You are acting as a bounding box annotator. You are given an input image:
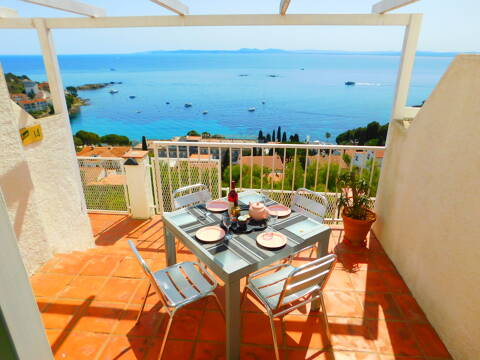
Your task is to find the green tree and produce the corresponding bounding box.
[277,126,282,142]
[187,130,200,136]
[75,130,100,145]
[258,130,264,142]
[101,134,130,146]
[73,136,83,146]
[282,131,287,143]
[66,86,78,96]
[27,90,35,99]
[325,132,331,139]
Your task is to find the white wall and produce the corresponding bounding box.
[0,64,93,274]
[0,190,53,360]
[374,55,480,360]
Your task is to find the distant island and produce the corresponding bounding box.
[138,48,467,57]
[75,81,122,90]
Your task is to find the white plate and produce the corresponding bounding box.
[196,226,225,243]
[206,200,229,212]
[256,232,287,249]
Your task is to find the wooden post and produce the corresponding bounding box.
[386,13,422,145]
[33,18,68,115]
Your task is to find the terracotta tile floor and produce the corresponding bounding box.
[30,213,452,360]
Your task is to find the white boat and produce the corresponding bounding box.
[109,89,119,94]
[248,107,256,112]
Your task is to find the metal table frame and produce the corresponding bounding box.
[162,194,331,360]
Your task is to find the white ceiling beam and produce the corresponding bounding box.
[372,0,420,14]
[279,0,291,15]
[0,14,413,29]
[149,0,189,16]
[19,0,106,17]
[0,7,18,17]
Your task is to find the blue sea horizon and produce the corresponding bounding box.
[0,50,453,142]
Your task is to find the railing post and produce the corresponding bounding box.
[122,150,154,219]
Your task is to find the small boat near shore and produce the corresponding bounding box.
[202,111,208,115]
[129,95,136,99]
[248,107,256,112]
[184,103,192,108]
[109,89,119,94]
[345,81,356,86]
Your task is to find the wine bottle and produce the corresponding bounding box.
[227,181,238,221]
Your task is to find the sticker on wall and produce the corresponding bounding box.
[20,124,43,146]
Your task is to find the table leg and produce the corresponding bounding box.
[311,239,326,311]
[164,226,176,266]
[225,279,241,360]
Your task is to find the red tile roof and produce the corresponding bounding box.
[240,155,284,171]
[76,146,131,158]
[19,99,47,104]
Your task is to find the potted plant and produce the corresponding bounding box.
[337,170,376,247]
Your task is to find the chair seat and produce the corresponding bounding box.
[154,261,216,307]
[248,265,320,309]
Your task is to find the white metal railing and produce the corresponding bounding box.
[77,156,130,213]
[152,141,385,222]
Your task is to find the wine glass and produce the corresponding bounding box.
[267,213,278,230]
[222,213,232,240]
[265,214,278,240]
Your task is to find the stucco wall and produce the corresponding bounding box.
[0,64,93,274]
[374,55,480,360]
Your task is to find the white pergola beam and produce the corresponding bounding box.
[149,0,189,16]
[372,0,420,14]
[280,0,291,15]
[0,14,413,29]
[0,7,18,17]
[19,0,106,17]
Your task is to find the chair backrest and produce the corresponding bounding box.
[172,183,212,209]
[277,254,337,309]
[128,240,170,308]
[291,188,329,223]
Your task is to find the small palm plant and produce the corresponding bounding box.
[337,170,373,220]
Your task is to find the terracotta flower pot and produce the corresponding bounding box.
[342,209,376,247]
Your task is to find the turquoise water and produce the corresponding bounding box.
[0,52,453,142]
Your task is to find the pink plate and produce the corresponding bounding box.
[206,200,229,212]
[196,226,225,243]
[256,232,287,249]
[267,204,292,217]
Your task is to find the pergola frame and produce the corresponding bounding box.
[0,9,422,360]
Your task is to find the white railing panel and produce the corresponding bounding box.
[151,141,385,221]
[77,156,129,213]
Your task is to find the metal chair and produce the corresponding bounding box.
[128,240,224,359]
[241,254,337,360]
[291,188,329,222]
[172,183,212,210]
[289,188,329,260]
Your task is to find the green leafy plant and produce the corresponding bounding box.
[337,169,373,220]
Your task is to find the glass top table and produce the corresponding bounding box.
[162,190,331,360]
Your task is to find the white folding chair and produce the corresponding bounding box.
[128,240,224,359]
[172,183,211,210]
[289,188,329,260]
[241,254,337,360]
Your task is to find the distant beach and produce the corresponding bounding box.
[0,50,454,141]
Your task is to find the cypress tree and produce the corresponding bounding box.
[282,131,287,143]
[258,130,263,142]
[272,130,276,142]
[266,134,272,142]
[277,126,281,142]
[141,136,148,151]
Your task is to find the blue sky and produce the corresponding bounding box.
[0,0,479,54]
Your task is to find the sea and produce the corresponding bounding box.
[0,51,454,142]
